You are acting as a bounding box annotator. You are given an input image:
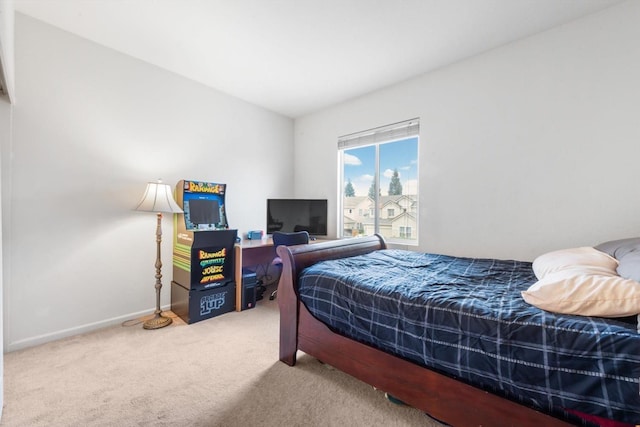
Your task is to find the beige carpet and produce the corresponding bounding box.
[2,295,443,426]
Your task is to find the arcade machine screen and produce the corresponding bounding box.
[182,187,227,231]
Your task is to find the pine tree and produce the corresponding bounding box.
[344,179,355,197]
[368,180,376,199]
[388,169,403,195]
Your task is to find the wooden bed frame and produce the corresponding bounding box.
[276,234,577,427]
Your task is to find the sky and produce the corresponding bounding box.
[343,137,418,197]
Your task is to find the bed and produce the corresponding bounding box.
[276,234,640,427]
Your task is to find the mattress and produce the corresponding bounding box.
[297,249,640,424]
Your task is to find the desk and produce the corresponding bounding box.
[233,237,332,311]
[234,238,275,311]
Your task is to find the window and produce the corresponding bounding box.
[339,119,419,244]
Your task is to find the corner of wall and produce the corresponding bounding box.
[0,0,15,104]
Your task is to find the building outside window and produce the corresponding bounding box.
[339,119,419,245]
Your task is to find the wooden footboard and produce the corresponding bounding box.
[276,235,574,427]
[276,234,386,365]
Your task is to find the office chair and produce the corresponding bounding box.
[269,230,310,300]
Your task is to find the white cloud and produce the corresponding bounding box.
[343,153,362,166]
[383,168,398,179]
[349,174,374,197]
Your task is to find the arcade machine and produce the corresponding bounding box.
[171,180,238,324]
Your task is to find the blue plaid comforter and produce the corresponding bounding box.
[297,249,640,424]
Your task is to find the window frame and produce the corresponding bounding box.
[338,119,419,245]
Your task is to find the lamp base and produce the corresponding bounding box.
[143,313,173,330]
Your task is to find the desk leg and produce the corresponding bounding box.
[234,244,242,312]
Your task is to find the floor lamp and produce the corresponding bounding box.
[135,180,183,330]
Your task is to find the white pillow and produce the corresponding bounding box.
[523,247,640,318]
[532,246,618,279]
[522,267,640,317]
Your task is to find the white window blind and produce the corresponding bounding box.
[338,118,419,150]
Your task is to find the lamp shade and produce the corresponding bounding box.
[135,180,183,214]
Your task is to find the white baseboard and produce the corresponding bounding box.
[5,305,170,352]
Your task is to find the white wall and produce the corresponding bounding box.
[0,86,9,421]
[3,14,294,351]
[294,1,640,261]
[0,0,12,416]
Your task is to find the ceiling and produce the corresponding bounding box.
[14,0,624,118]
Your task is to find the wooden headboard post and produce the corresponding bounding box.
[276,242,300,366]
[276,235,387,366]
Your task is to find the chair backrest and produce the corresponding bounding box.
[272,231,310,248]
